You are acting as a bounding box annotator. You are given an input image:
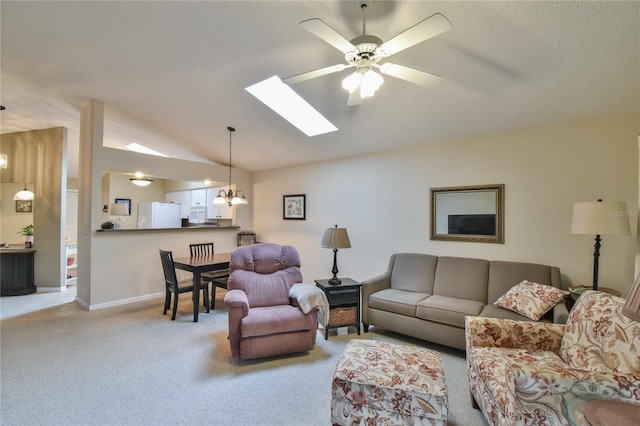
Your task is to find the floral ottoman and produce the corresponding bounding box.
[331,339,448,425]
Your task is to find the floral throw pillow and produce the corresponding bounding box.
[494,280,569,321]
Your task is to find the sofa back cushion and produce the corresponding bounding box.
[487,261,560,304]
[390,253,438,293]
[432,256,489,302]
[229,243,303,307]
[560,291,640,374]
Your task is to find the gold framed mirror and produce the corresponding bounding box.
[430,184,504,243]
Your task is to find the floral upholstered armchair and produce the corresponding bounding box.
[466,290,640,426]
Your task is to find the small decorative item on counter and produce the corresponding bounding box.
[18,224,34,248]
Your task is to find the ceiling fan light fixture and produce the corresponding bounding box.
[342,71,361,93]
[360,70,383,98]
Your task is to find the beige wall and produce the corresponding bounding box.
[78,100,253,309]
[253,113,639,296]
[0,127,67,290]
[101,172,166,229]
[0,183,35,244]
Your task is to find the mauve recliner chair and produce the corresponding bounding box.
[224,243,319,360]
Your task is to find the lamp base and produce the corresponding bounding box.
[328,277,342,286]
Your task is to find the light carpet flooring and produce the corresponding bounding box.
[1,288,488,425]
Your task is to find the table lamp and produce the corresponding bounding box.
[110,203,129,229]
[571,199,631,290]
[321,225,351,285]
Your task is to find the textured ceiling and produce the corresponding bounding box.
[1,1,639,177]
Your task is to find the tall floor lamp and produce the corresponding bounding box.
[571,199,631,290]
[321,225,351,285]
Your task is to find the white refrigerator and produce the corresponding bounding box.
[137,202,182,229]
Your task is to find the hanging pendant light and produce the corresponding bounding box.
[14,184,34,201]
[214,127,248,207]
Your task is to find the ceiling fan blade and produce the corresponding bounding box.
[379,63,442,87]
[283,64,351,85]
[300,18,355,53]
[347,89,362,106]
[377,13,452,57]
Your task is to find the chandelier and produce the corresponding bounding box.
[214,126,248,207]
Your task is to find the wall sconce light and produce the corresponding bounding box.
[0,153,7,169]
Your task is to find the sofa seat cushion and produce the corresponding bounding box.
[479,304,541,322]
[417,295,484,328]
[241,305,312,338]
[560,291,640,374]
[369,289,430,317]
[467,346,569,424]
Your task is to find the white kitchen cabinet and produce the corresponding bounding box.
[164,191,190,218]
[206,187,233,219]
[190,188,207,207]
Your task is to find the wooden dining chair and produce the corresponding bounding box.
[189,243,230,309]
[159,249,209,320]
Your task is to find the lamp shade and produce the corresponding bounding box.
[321,226,351,249]
[110,203,129,216]
[571,201,631,236]
[622,274,640,322]
[13,184,34,201]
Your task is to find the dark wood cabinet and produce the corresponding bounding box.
[1,249,37,296]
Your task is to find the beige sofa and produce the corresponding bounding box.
[362,253,568,350]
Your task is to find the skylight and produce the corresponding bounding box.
[245,76,338,137]
[125,143,168,157]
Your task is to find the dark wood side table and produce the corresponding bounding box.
[315,278,362,340]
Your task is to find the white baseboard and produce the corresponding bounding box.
[37,286,69,293]
[79,292,164,311]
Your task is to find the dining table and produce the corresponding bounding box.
[172,252,232,322]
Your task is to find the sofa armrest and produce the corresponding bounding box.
[361,271,391,325]
[512,362,640,402]
[224,289,249,313]
[224,289,249,358]
[552,301,570,324]
[361,272,391,301]
[465,316,565,352]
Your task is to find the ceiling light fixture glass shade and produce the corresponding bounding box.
[14,184,34,200]
[129,177,153,186]
[214,127,248,207]
[342,68,383,98]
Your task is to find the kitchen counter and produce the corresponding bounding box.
[96,225,240,233]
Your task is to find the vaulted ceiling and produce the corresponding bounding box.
[1,1,639,177]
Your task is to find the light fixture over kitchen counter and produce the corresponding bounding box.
[214,126,248,207]
[130,172,153,187]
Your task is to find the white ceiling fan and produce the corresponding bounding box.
[283,2,452,106]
